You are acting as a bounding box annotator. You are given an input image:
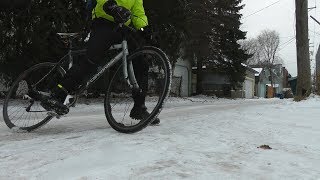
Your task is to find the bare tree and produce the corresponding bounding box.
[241,30,283,88]
[240,38,261,65]
[257,30,282,65]
[257,30,282,88]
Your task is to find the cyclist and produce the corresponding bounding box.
[41,0,160,125]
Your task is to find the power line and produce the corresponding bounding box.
[243,0,283,20]
[279,37,296,51]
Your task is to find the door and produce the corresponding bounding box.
[245,79,253,98]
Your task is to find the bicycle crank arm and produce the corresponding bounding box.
[25,99,35,112]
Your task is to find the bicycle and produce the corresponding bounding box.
[2,24,172,133]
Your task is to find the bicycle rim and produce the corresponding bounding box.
[104,46,172,133]
[2,63,63,131]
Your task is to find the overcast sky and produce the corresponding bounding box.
[241,0,320,76]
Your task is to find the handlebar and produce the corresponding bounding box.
[115,23,137,33]
[114,22,138,42]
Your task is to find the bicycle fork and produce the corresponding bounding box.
[122,40,140,91]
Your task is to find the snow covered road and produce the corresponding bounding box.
[1,97,320,179]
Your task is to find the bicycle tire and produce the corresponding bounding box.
[104,46,172,133]
[2,62,64,132]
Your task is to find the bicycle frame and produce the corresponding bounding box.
[37,39,140,106]
[76,40,140,95]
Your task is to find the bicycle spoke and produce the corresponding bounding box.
[104,47,171,133]
[8,105,23,119]
[121,100,133,124]
[3,63,63,130]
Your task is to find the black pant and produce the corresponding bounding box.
[60,18,148,106]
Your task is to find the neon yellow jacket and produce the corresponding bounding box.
[93,0,148,29]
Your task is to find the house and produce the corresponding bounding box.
[238,64,257,99]
[288,76,297,96]
[252,64,287,98]
[191,64,257,99]
[172,58,192,97]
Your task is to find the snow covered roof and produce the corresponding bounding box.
[241,63,248,67]
[192,66,207,70]
[192,64,258,75]
[288,77,297,81]
[243,64,259,74]
[266,84,280,88]
[253,68,263,76]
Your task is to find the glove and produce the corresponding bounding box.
[103,0,131,24]
[139,27,158,46]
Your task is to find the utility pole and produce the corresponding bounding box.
[295,0,311,98]
[311,16,320,94]
[316,46,320,95]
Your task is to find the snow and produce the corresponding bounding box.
[253,68,263,76]
[241,63,248,67]
[1,96,320,179]
[266,84,280,88]
[191,66,207,70]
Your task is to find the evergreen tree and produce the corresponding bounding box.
[183,0,250,93]
[0,0,86,79]
[0,0,249,96]
[144,0,187,63]
[181,0,217,94]
[214,0,250,89]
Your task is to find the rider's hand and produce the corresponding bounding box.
[103,0,131,23]
[139,27,158,46]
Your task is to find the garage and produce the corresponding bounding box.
[244,77,254,99]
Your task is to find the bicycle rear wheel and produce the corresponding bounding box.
[2,63,65,131]
[104,46,172,133]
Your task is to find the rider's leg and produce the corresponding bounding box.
[126,32,160,124]
[129,55,160,125]
[44,55,97,113]
[43,18,121,114]
[59,57,97,93]
[131,57,148,107]
[54,19,121,97]
[58,19,121,94]
[87,19,121,65]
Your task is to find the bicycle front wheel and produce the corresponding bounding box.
[104,46,172,133]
